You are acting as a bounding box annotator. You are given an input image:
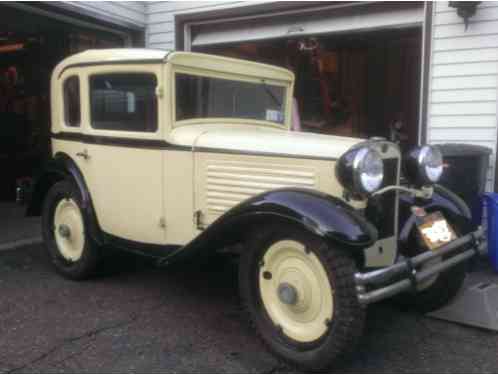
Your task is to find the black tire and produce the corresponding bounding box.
[395,260,466,313]
[239,224,365,371]
[42,180,100,280]
[395,227,467,313]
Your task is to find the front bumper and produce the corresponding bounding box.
[355,227,486,305]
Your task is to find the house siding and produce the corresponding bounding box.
[146,1,244,49]
[427,1,498,191]
[62,1,146,29]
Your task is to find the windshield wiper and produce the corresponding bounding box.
[261,80,282,108]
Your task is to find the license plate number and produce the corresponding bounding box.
[417,212,457,250]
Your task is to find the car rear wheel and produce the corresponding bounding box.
[42,180,100,280]
[239,224,365,371]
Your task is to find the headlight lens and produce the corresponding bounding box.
[336,146,384,196]
[405,145,444,185]
[356,148,384,193]
[419,145,443,183]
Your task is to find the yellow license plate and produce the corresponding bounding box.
[417,211,457,251]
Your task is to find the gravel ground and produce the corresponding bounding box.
[1,245,498,373]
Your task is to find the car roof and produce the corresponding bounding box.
[53,48,294,83]
[53,48,170,77]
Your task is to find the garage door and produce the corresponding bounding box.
[189,2,424,48]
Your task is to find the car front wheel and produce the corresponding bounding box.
[239,224,365,371]
[42,180,100,280]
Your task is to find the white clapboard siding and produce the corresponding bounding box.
[433,48,498,64]
[63,1,146,27]
[434,19,498,38]
[428,2,498,192]
[431,88,497,103]
[433,34,498,51]
[435,5,498,25]
[429,114,497,128]
[432,75,497,90]
[430,127,496,142]
[146,1,247,48]
[431,102,496,116]
[149,1,237,14]
[432,61,498,77]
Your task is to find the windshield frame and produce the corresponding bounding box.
[170,66,292,130]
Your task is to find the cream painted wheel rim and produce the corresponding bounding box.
[53,198,85,262]
[259,240,334,343]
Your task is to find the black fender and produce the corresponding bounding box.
[398,184,473,253]
[168,188,378,263]
[27,153,104,245]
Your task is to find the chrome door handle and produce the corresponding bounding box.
[76,150,90,160]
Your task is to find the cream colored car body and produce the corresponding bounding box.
[50,49,398,267]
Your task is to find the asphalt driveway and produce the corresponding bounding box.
[1,245,498,373]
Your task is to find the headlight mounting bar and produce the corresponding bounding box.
[372,184,434,199]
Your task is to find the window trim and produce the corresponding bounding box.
[62,75,81,128]
[171,67,290,130]
[88,72,159,134]
[170,67,291,130]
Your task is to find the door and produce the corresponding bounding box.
[78,64,165,245]
[187,2,423,49]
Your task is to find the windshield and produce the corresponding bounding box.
[175,73,286,125]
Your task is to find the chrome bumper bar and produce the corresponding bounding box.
[355,227,486,305]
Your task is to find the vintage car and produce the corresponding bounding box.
[21,49,485,370]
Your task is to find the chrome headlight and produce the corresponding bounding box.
[405,145,443,185]
[336,146,384,196]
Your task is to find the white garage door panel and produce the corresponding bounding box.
[190,3,423,47]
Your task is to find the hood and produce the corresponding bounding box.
[169,124,362,160]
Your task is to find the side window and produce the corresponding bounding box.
[63,76,81,127]
[89,73,157,132]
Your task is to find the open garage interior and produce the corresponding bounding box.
[196,27,422,152]
[0,4,124,201]
[0,4,126,245]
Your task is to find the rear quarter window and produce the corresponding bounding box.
[63,76,81,127]
[90,73,158,132]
